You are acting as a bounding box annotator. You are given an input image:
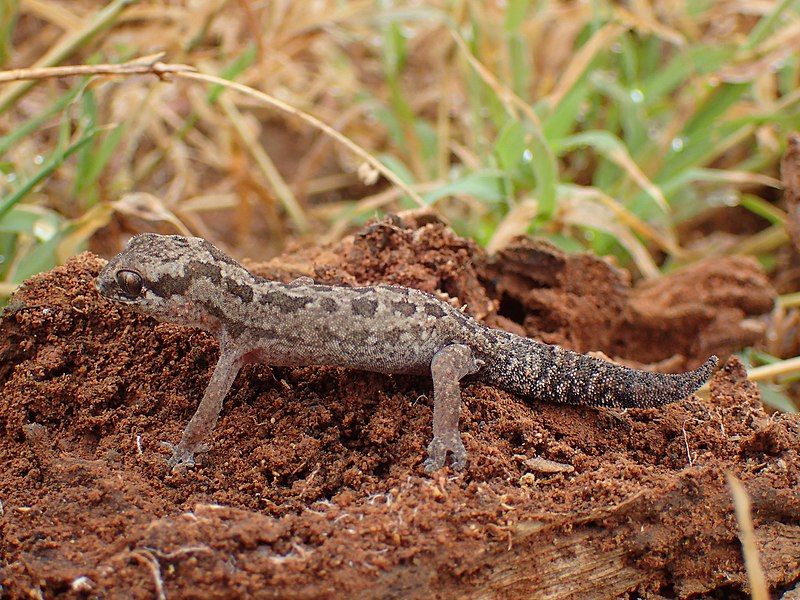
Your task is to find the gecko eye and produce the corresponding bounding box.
[116,270,143,297]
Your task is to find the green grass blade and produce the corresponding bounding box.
[77,123,125,206]
[554,130,667,212]
[423,169,505,206]
[378,153,415,185]
[682,83,749,138]
[0,0,137,115]
[0,232,15,280]
[758,383,798,413]
[7,232,63,283]
[640,53,696,105]
[0,80,88,157]
[207,43,257,104]
[73,91,100,198]
[745,0,797,50]
[540,77,591,141]
[528,126,558,218]
[659,116,756,184]
[739,193,786,225]
[0,127,102,221]
[494,120,527,173]
[382,19,428,179]
[504,0,531,100]
[0,205,61,238]
[0,0,18,66]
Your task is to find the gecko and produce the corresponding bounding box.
[95,233,719,472]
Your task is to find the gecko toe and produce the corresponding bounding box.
[449,441,467,471]
[161,441,197,469]
[424,435,467,472]
[423,437,446,472]
[423,454,445,473]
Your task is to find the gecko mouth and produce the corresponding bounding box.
[95,278,133,303]
[94,278,109,297]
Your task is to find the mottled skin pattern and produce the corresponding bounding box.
[96,234,718,471]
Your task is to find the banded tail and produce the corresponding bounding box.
[474,329,718,409]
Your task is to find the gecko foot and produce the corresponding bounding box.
[423,434,467,472]
[160,441,209,470]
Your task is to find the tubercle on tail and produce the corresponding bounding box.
[687,355,719,390]
[565,353,720,409]
[473,326,720,410]
[645,354,719,405]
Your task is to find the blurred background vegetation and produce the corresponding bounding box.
[2,0,800,407]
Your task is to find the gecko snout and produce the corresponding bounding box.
[95,272,110,297]
[95,264,126,301]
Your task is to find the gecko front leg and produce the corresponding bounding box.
[165,349,249,468]
[423,344,481,472]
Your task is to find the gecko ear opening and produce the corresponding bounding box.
[116,270,143,298]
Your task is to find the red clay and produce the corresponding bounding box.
[1,215,797,598]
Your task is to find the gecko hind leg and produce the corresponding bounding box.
[423,343,481,473]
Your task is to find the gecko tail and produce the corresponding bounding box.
[545,351,719,409]
[592,354,719,409]
[479,330,719,409]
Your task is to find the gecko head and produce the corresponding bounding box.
[96,233,243,327]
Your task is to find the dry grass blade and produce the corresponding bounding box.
[22,0,83,31]
[129,549,166,600]
[218,95,309,232]
[0,53,194,83]
[3,0,799,303]
[565,186,682,256]
[559,194,660,278]
[778,292,800,308]
[746,356,800,381]
[0,0,138,113]
[607,145,668,213]
[703,170,782,189]
[698,354,800,397]
[112,192,192,237]
[321,180,443,244]
[543,23,626,108]
[0,53,424,218]
[611,5,686,46]
[450,29,540,126]
[486,198,538,254]
[173,70,425,208]
[56,203,115,262]
[732,225,788,257]
[725,474,769,600]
